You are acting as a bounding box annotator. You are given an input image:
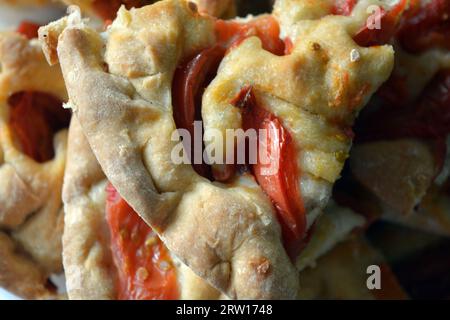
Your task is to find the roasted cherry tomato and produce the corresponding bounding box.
[232,86,306,259]
[172,45,225,179]
[353,0,408,47]
[398,0,450,53]
[215,16,286,55]
[8,92,70,163]
[106,183,179,300]
[16,21,40,39]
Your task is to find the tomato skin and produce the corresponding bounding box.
[398,0,450,53]
[16,21,40,39]
[8,92,69,163]
[106,184,179,300]
[232,87,306,259]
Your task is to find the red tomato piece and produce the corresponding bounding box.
[232,86,306,259]
[172,45,225,179]
[106,183,179,300]
[398,0,450,53]
[215,16,286,55]
[8,92,70,163]
[16,21,40,39]
[353,0,408,47]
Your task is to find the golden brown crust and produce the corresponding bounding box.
[42,0,393,299]
[62,124,365,299]
[59,0,236,19]
[63,117,224,300]
[0,32,67,299]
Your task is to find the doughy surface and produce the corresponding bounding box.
[0,31,67,299]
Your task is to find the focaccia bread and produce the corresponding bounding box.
[0,31,69,299]
[348,0,450,234]
[40,0,393,299]
[62,122,365,300]
[59,0,236,20]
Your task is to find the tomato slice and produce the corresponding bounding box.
[16,21,40,39]
[172,45,225,179]
[106,183,179,300]
[353,0,408,47]
[171,16,287,181]
[232,86,306,259]
[398,0,450,53]
[8,92,70,163]
[215,16,286,55]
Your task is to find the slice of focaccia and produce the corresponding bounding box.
[40,0,393,299]
[0,28,70,299]
[347,0,450,234]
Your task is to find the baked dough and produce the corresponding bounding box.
[40,0,393,299]
[62,124,365,300]
[59,0,236,19]
[63,117,224,300]
[0,31,67,299]
[348,0,450,234]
